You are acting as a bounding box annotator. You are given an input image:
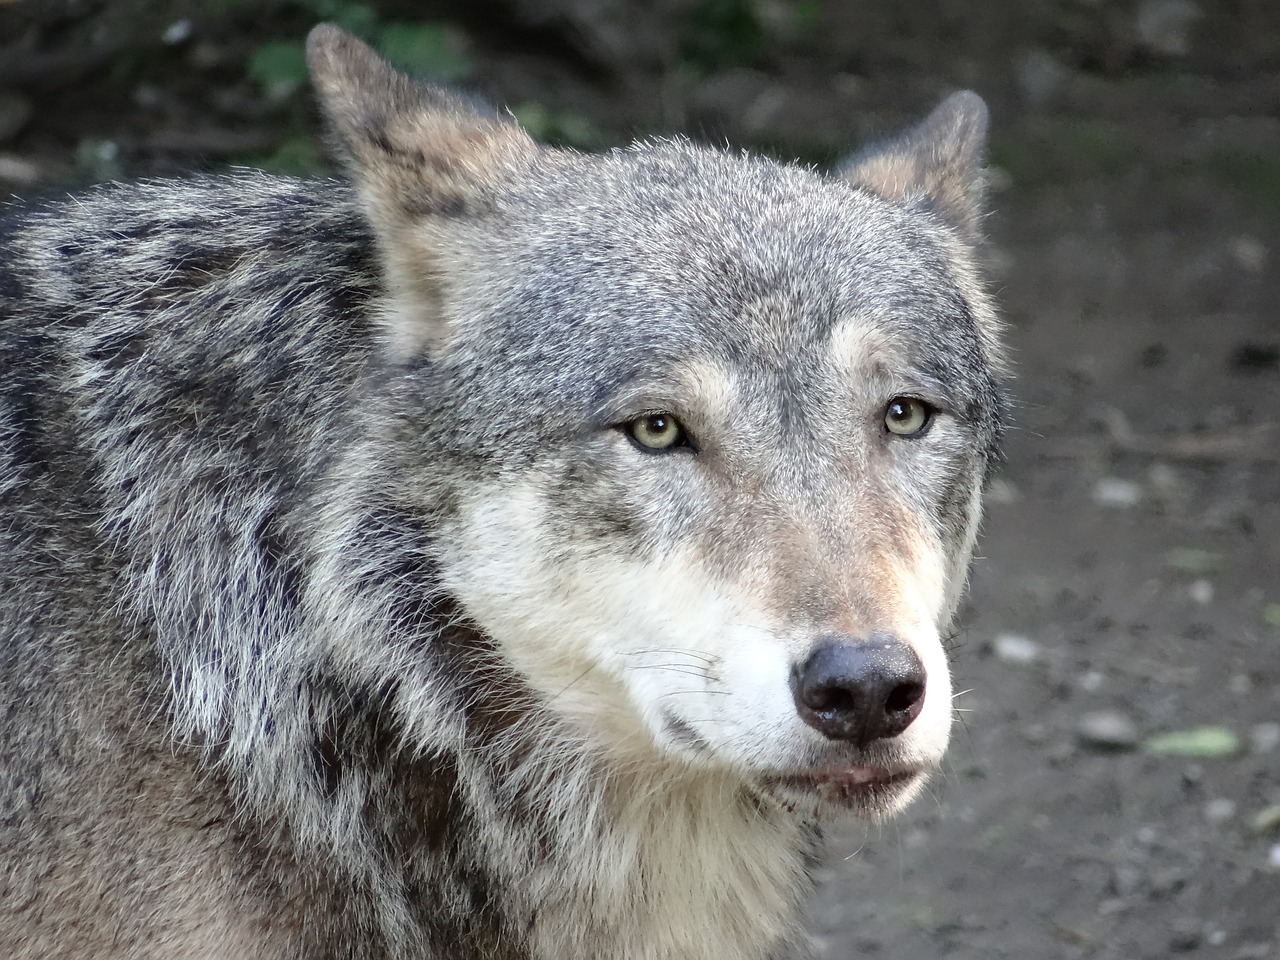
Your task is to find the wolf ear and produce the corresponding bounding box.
[307,24,535,220]
[306,24,537,350]
[838,91,989,239]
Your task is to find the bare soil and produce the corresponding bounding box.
[2,2,1277,957]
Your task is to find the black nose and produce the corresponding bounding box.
[791,635,927,746]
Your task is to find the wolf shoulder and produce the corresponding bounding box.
[0,173,384,510]
[0,173,380,362]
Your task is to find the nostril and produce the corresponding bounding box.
[792,635,927,746]
[806,682,857,715]
[884,680,924,716]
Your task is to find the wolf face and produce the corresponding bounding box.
[309,27,1003,822]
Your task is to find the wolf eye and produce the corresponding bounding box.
[625,413,688,452]
[884,397,932,437]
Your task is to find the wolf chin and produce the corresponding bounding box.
[0,24,1005,960]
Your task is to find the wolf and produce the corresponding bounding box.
[0,23,1004,960]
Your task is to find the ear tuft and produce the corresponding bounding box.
[839,91,990,238]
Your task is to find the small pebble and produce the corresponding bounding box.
[901,827,930,851]
[1230,235,1267,273]
[1187,579,1213,605]
[1168,923,1202,952]
[1021,723,1050,745]
[1097,897,1127,917]
[1150,865,1189,896]
[1077,710,1140,750]
[1249,721,1280,755]
[163,19,193,45]
[993,633,1040,664]
[1016,48,1069,107]
[1147,462,1180,493]
[1136,0,1202,57]
[1093,478,1143,508]
[1269,843,1280,869]
[1078,670,1105,693]
[1204,798,1236,824]
[0,154,40,185]
[1111,864,1143,896]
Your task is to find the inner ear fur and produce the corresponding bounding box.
[838,91,989,239]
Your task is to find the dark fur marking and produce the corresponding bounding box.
[84,327,150,373]
[662,711,711,754]
[0,329,58,481]
[253,509,303,613]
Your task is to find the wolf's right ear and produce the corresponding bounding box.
[307,24,537,351]
[307,24,535,221]
[838,91,989,240]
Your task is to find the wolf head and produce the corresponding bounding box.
[308,25,1004,820]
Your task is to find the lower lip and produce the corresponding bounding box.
[770,766,920,803]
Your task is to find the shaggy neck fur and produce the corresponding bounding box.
[176,460,817,960]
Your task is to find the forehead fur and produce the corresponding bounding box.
[440,140,1000,388]
[304,27,1001,384]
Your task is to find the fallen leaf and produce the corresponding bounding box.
[1164,547,1222,575]
[1143,726,1240,757]
[1262,603,1280,630]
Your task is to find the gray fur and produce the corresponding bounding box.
[0,25,1005,960]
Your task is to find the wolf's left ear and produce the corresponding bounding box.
[838,91,989,239]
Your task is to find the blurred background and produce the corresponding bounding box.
[1,1,1276,957]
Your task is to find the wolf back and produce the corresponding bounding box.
[0,24,1005,960]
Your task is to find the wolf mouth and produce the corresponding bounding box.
[763,764,924,809]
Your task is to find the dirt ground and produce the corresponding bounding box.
[2,1,1277,957]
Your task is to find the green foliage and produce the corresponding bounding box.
[510,102,603,151]
[246,40,310,98]
[288,0,380,36]
[236,6,475,174]
[790,0,820,31]
[244,134,327,176]
[243,6,473,98]
[376,21,471,79]
[74,138,124,182]
[1206,151,1280,204]
[682,0,764,70]
[1056,121,1133,177]
[990,120,1134,188]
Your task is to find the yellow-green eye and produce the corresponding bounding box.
[626,413,687,451]
[884,397,932,437]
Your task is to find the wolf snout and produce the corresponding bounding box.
[791,636,926,747]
